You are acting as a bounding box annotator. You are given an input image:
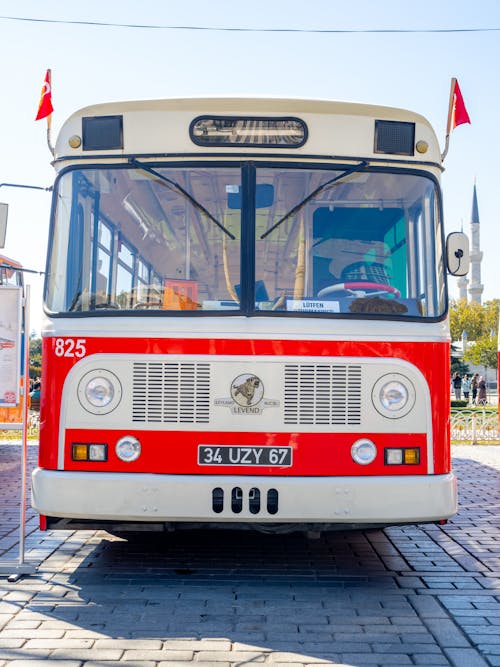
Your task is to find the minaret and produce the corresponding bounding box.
[457,249,468,300]
[468,183,483,304]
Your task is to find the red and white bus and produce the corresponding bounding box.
[32,97,469,532]
[0,253,23,289]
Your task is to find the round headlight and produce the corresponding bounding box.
[85,376,114,408]
[372,373,416,419]
[116,435,141,462]
[351,439,377,465]
[78,369,122,415]
[380,381,408,411]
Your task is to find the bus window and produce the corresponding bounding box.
[47,165,444,319]
[47,166,243,313]
[255,168,442,317]
[0,254,23,288]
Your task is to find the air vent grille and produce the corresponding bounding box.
[284,364,362,425]
[132,362,210,423]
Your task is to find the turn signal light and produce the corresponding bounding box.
[384,447,420,465]
[403,448,420,465]
[71,443,108,462]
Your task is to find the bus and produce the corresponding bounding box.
[0,253,23,288]
[0,254,25,425]
[31,97,469,533]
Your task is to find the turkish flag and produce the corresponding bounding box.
[452,79,470,129]
[35,69,53,121]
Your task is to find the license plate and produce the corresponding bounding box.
[198,445,292,467]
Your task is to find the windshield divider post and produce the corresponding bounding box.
[241,163,256,315]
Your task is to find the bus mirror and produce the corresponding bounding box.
[446,231,470,276]
[227,184,274,209]
[0,203,8,248]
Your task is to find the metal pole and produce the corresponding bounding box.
[18,285,30,566]
[0,285,37,579]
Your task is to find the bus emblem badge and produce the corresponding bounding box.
[213,373,279,415]
[231,374,264,408]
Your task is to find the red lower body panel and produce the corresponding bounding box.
[63,428,427,476]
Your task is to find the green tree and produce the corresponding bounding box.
[464,334,498,370]
[450,299,499,380]
[449,299,485,342]
[482,299,500,338]
[451,343,470,375]
[449,298,499,342]
[29,334,42,379]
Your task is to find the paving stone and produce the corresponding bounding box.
[25,638,95,649]
[161,663,230,667]
[340,653,413,664]
[6,662,81,667]
[412,655,451,665]
[268,653,340,664]
[49,648,124,660]
[122,650,193,660]
[0,639,25,648]
[444,647,491,666]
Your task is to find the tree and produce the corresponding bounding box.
[464,334,498,370]
[482,299,500,338]
[449,298,499,343]
[29,334,42,379]
[451,343,470,375]
[449,299,485,342]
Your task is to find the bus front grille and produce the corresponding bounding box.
[284,363,362,425]
[132,361,210,423]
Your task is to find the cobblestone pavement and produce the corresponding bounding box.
[0,442,498,667]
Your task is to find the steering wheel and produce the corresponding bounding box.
[94,301,121,309]
[317,281,401,299]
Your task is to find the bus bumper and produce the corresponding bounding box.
[32,468,457,528]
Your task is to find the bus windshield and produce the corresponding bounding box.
[0,255,23,288]
[46,163,445,319]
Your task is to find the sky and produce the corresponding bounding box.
[0,0,499,333]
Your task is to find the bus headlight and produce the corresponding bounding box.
[86,377,114,407]
[351,438,377,465]
[78,370,122,414]
[372,374,415,419]
[380,381,408,411]
[116,435,141,462]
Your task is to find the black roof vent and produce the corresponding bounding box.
[374,120,415,156]
[82,115,123,151]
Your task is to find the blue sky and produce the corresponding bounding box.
[0,0,498,332]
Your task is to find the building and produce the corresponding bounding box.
[457,183,483,304]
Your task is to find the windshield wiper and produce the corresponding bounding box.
[0,264,44,275]
[129,159,235,240]
[260,160,368,239]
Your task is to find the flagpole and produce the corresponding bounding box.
[36,68,55,156]
[45,69,55,157]
[46,115,55,157]
[441,77,457,162]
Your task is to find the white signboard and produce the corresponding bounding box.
[287,299,340,313]
[0,287,22,406]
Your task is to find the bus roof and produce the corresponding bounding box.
[0,253,22,268]
[55,96,442,167]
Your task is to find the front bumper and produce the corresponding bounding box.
[32,468,457,526]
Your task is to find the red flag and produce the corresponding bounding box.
[35,69,53,122]
[451,79,470,130]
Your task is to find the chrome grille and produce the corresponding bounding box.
[284,363,362,425]
[132,362,210,423]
